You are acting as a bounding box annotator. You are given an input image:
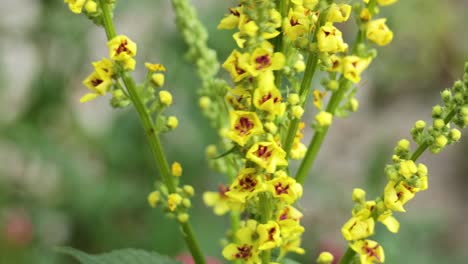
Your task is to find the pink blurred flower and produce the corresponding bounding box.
[3,209,33,247]
[176,253,222,264]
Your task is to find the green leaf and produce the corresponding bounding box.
[282,258,302,264]
[56,247,181,264]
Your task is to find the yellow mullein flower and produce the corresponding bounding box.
[147,191,161,208]
[223,220,260,264]
[341,216,375,241]
[247,42,285,76]
[267,171,303,204]
[64,0,86,14]
[313,90,327,109]
[350,240,385,264]
[238,14,259,37]
[377,0,398,6]
[263,9,282,39]
[80,71,113,103]
[246,142,288,173]
[279,235,305,258]
[203,184,239,215]
[366,19,393,46]
[327,4,352,23]
[377,209,400,233]
[167,193,182,212]
[226,168,265,203]
[253,72,285,117]
[317,23,348,53]
[171,162,182,177]
[145,63,166,72]
[218,6,242,29]
[383,181,416,212]
[327,55,343,73]
[107,35,137,70]
[342,56,372,83]
[257,221,282,250]
[222,50,250,82]
[226,111,264,146]
[277,205,303,229]
[226,86,251,110]
[291,122,307,160]
[291,0,318,10]
[283,7,310,41]
[92,58,114,79]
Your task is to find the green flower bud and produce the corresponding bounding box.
[397,139,411,151]
[317,252,334,264]
[199,96,211,110]
[415,120,426,130]
[328,80,339,91]
[183,185,195,196]
[434,135,448,148]
[432,105,443,118]
[433,119,445,130]
[292,106,305,118]
[450,129,462,141]
[349,98,359,112]
[441,89,451,103]
[352,188,366,203]
[288,93,300,105]
[417,163,428,177]
[182,198,191,208]
[177,213,190,223]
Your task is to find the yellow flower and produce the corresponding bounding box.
[383,180,416,212]
[226,168,265,203]
[223,220,260,264]
[246,142,288,173]
[92,58,114,79]
[317,23,348,53]
[222,50,250,82]
[327,4,352,23]
[80,71,113,103]
[291,0,318,10]
[145,63,166,72]
[350,239,385,264]
[203,185,239,215]
[257,221,282,250]
[171,162,182,177]
[167,193,182,212]
[147,191,161,208]
[225,111,264,146]
[253,72,285,117]
[64,0,86,14]
[341,216,375,241]
[283,7,310,41]
[360,8,372,22]
[377,0,398,6]
[279,235,305,259]
[366,19,393,46]
[218,6,242,30]
[342,56,372,83]
[377,210,400,233]
[159,90,173,106]
[107,35,137,70]
[267,172,303,204]
[247,42,285,76]
[313,90,327,109]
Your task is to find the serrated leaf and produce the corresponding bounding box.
[56,247,181,264]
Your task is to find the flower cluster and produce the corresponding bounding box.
[340,63,468,263]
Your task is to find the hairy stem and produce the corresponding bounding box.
[98,1,206,263]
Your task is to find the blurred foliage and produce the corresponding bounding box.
[0,0,467,264]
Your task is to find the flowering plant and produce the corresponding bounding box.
[59,0,468,263]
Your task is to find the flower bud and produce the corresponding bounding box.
[85,0,97,13]
[147,191,161,208]
[292,106,304,118]
[294,60,306,72]
[352,188,366,203]
[433,119,445,130]
[182,198,191,208]
[450,129,461,141]
[349,98,359,112]
[177,213,189,223]
[317,251,334,264]
[415,120,426,130]
[434,135,448,148]
[397,139,410,151]
[183,185,195,196]
[167,116,179,129]
[417,163,428,177]
[199,96,211,110]
[152,73,165,87]
[264,122,278,134]
[206,145,218,158]
[432,105,443,118]
[399,160,417,179]
[288,93,300,105]
[328,80,339,91]
[171,162,182,177]
[159,90,173,106]
[315,111,333,127]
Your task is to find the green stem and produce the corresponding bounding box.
[338,247,356,264]
[98,2,206,263]
[295,78,350,184]
[258,193,273,263]
[273,0,288,88]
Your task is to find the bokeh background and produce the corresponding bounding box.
[0,0,467,263]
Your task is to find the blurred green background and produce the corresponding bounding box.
[0,0,467,263]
